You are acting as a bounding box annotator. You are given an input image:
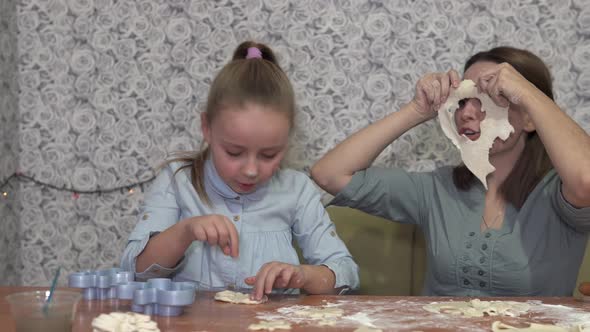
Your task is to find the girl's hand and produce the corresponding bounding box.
[476,62,537,108]
[245,262,306,301]
[184,214,239,257]
[410,69,461,121]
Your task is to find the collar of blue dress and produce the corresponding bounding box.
[204,158,268,202]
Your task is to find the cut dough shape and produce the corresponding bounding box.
[214,290,268,304]
[423,299,530,318]
[92,312,160,332]
[248,320,291,331]
[438,79,513,189]
[492,321,590,332]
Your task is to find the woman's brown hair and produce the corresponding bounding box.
[452,47,554,208]
[166,41,295,204]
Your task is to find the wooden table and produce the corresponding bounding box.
[2,287,590,331]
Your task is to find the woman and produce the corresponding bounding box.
[311,47,590,296]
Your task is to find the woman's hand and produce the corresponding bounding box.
[475,62,538,108]
[184,214,239,258]
[410,69,461,121]
[245,262,306,301]
[579,282,590,296]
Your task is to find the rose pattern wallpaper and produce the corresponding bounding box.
[0,0,589,285]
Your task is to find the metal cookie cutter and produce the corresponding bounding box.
[69,269,197,316]
[68,268,134,300]
[117,278,196,316]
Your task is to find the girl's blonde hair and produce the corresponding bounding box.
[166,41,295,204]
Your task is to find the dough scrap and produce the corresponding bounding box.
[354,327,383,332]
[214,290,267,304]
[248,320,291,331]
[92,312,159,332]
[292,306,343,319]
[423,299,530,318]
[492,321,590,332]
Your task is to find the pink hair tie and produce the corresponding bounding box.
[246,47,262,59]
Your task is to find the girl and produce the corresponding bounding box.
[311,47,590,296]
[122,41,359,301]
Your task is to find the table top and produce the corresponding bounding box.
[2,287,590,331]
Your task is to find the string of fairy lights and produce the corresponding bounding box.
[0,171,156,199]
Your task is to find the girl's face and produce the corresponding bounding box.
[455,60,534,156]
[202,103,291,194]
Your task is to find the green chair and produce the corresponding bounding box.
[574,239,590,297]
[326,206,426,295]
[326,206,590,297]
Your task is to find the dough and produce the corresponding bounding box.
[92,312,159,332]
[492,321,590,332]
[423,299,530,318]
[354,327,383,332]
[214,290,268,304]
[438,79,513,189]
[248,320,291,331]
[292,306,343,319]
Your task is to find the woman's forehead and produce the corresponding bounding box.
[463,61,497,81]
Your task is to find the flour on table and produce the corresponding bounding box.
[248,320,291,331]
[92,312,159,332]
[423,299,530,318]
[492,321,590,331]
[292,306,343,319]
[292,305,343,326]
[344,312,377,328]
[214,290,267,304]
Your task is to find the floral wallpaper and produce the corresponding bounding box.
[1,0,589,285]
[0,0,20,286]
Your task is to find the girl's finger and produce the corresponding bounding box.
[223,217,240,257]
[264,266,281,295]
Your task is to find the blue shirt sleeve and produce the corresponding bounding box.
[291,173,360,290]
[120,165,186,279]
[550,175,590,232]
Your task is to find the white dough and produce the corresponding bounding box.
[248,320,291,331]
[354,327,383,332]
[438,79,514,189]
[423,299,530,318]
[492,321,590,332]
[92,312,160,332]
[214,290,267,304]
[292,306,343,319]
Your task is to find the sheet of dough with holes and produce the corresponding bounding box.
[438,79,513,189]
